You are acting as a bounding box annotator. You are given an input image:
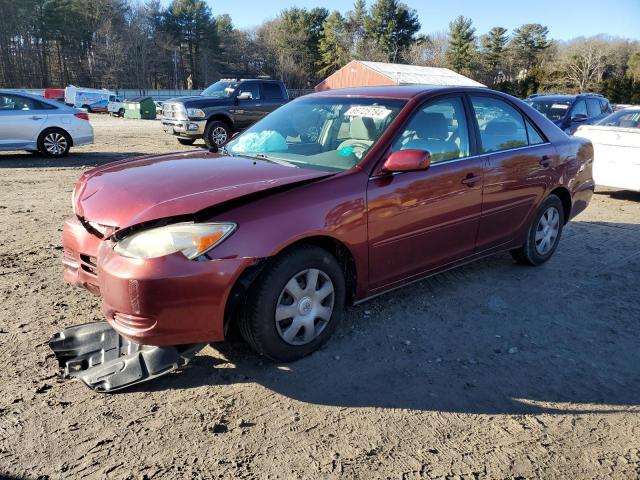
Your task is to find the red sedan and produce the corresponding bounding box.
[52,86,594,391]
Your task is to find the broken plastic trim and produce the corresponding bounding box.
[49,322,205,392]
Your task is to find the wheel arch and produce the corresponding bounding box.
[206,113,234,131]
[549,186,572,224]
[38,126,74,147]
[223,234,358,336]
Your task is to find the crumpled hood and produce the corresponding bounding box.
[73,150,332,230]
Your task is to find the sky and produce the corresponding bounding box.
[203,0,640,41]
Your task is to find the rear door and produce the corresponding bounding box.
[468,94,556,251]
[367,94,483,290]
[0,94,48,148]
[261,82,287,113]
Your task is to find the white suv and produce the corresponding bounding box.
[0,90,94,157]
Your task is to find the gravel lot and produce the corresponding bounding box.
[1,114,639,479]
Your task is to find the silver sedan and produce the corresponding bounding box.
[0,90,94,157]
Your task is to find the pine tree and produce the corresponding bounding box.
[446,15,476,75]
[364,0,420,63]
[318,11,350,76]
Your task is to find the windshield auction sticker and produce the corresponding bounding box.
[344,106,392,120]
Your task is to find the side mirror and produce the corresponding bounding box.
[571,113,588,123]
[382,149,432,173]
[236,92,252,101]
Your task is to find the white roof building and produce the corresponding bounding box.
[316,60,485,91]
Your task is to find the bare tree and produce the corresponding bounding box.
[560,38,610,92]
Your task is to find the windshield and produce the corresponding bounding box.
[597,110,640,128]
[201,81,238,98]
[225,97,406,171]
[525,99,572,122]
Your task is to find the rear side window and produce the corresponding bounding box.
[392,96,470,163]
[470,96,528,153]
[600,99,612,114]
[0,94,40,111]
[263,83,284,100]
[586,98,601,117]
[525,119,545,145]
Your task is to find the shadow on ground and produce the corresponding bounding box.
[120,220,640,415]
[0,151,153,168]
[595,189,640,202]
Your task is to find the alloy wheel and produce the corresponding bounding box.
[43,132,68,156]
[275,268,335,346]
[535,206,560,255]
[211,126,228,146]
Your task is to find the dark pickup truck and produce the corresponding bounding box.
[161,79,289,148]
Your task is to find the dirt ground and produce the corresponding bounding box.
[1,114,639,479]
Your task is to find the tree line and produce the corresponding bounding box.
[1,0,639,102]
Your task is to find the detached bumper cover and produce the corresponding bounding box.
[49,321,204,392]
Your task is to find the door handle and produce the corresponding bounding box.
[30,116,43,120]
[461,174,481,186]
[539,155,551,167]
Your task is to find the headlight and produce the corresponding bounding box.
[114,222,236,260]
[187,108,205,118]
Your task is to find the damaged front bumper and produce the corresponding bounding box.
[49,321,204,392]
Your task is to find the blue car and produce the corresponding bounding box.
[525,93,613,134]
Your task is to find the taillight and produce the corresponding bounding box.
[74,113,89,121]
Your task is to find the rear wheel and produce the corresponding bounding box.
[204,120,231,149]
[177,138,196,146]
[81,104,92,113]
[38,128,71,158]
[511,194,564,266]
[239,245,345,362]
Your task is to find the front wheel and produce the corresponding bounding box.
[38,129,71,158]
[203,120,231,149]
[239,245,345,362]
[511,194,565,266]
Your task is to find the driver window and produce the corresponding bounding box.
[392,97,470,163]
[571,100,587,118]
[237,83,260,100]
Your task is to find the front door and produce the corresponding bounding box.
[230,81,264,129]
[367,95,483,291]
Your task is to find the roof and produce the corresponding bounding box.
[358,61,485,88]
[527,95,579,103]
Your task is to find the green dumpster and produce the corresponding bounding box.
[124,96,156,119]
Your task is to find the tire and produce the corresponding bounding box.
[118,108,124,117]
[177,138,196,146]
[37,128,71,158]
[81,104,92,113]
[510,194,565,266]
[203,120,231,149]
[239,245,345,362]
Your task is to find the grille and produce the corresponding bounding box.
[79,254,97,276]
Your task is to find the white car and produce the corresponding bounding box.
[0,90,93,157]
[107,95,125,116]
[574,108,640,192]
